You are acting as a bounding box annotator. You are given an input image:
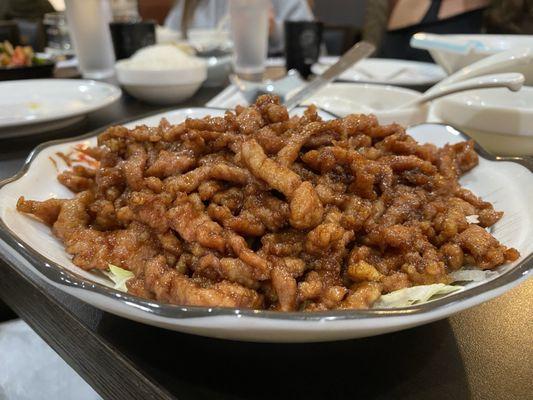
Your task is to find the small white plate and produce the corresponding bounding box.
[0,79,122,138]
[311,57,447,86]
[0,108,531,342]
[303,82,429,127]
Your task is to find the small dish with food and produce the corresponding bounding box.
[0,41,55,80]
[115,44,207,104]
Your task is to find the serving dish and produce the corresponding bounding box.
[0,79,122,138]
[311,57,447,86]
[0,107,531,342]
[434,87,533,156]
[0,42,56,80]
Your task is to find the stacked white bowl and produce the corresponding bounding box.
[412,34,533,156]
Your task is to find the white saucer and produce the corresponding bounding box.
[312,57,447,86]
[0,79,121,138]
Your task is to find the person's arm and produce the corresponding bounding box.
[362,0,390,50]
[164,0,183,31]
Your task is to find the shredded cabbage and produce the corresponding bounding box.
[103,262,496,305]
[465,214,480,224]
[449,268,498,283]
[373,283,462,308]
[103,264,134,292]
[372,263,501,308]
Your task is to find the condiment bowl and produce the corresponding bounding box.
[304,83,429,126]
[433,86,533,156]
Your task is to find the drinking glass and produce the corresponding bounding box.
[229,0,269,81]
[64,0,116,79]
[43,12,73,55]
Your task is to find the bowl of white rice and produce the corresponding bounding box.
[115,44,207,104]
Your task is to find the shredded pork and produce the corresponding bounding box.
[17,95,519,310]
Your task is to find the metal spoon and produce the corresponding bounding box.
[394,72,525,110]
[231,41,375,108]
[424,47,533,95]
[230,69,306,104]
[284,41,375,110]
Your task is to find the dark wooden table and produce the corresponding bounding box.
[0,89,531,400]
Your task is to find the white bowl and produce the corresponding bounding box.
[434,86,533,156]
[424,34,533,83]
[156,25,180,44]
[304,83,429,127]
[186,28,232,52]
[183,28,233,87]
[202,54,232,87]
[115,60,207,105]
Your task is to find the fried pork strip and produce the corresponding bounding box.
[17,95,519,311]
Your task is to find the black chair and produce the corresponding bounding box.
[0,20,21,45]
[13,18,46,51]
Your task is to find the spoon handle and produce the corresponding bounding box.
[424,47,533,96]
[410,32,487,55]
[397,72,525,109]
[284,41,375,111]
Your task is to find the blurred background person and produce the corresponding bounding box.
[363,0,489,61]
[0,0,55,20]
[485,0,533,33]
[164,0,314,54]
[0,0,56,50]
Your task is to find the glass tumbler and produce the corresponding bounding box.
[64,0,116,79]
[229,0,269,81]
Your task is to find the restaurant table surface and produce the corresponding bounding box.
[0,87,531,400]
